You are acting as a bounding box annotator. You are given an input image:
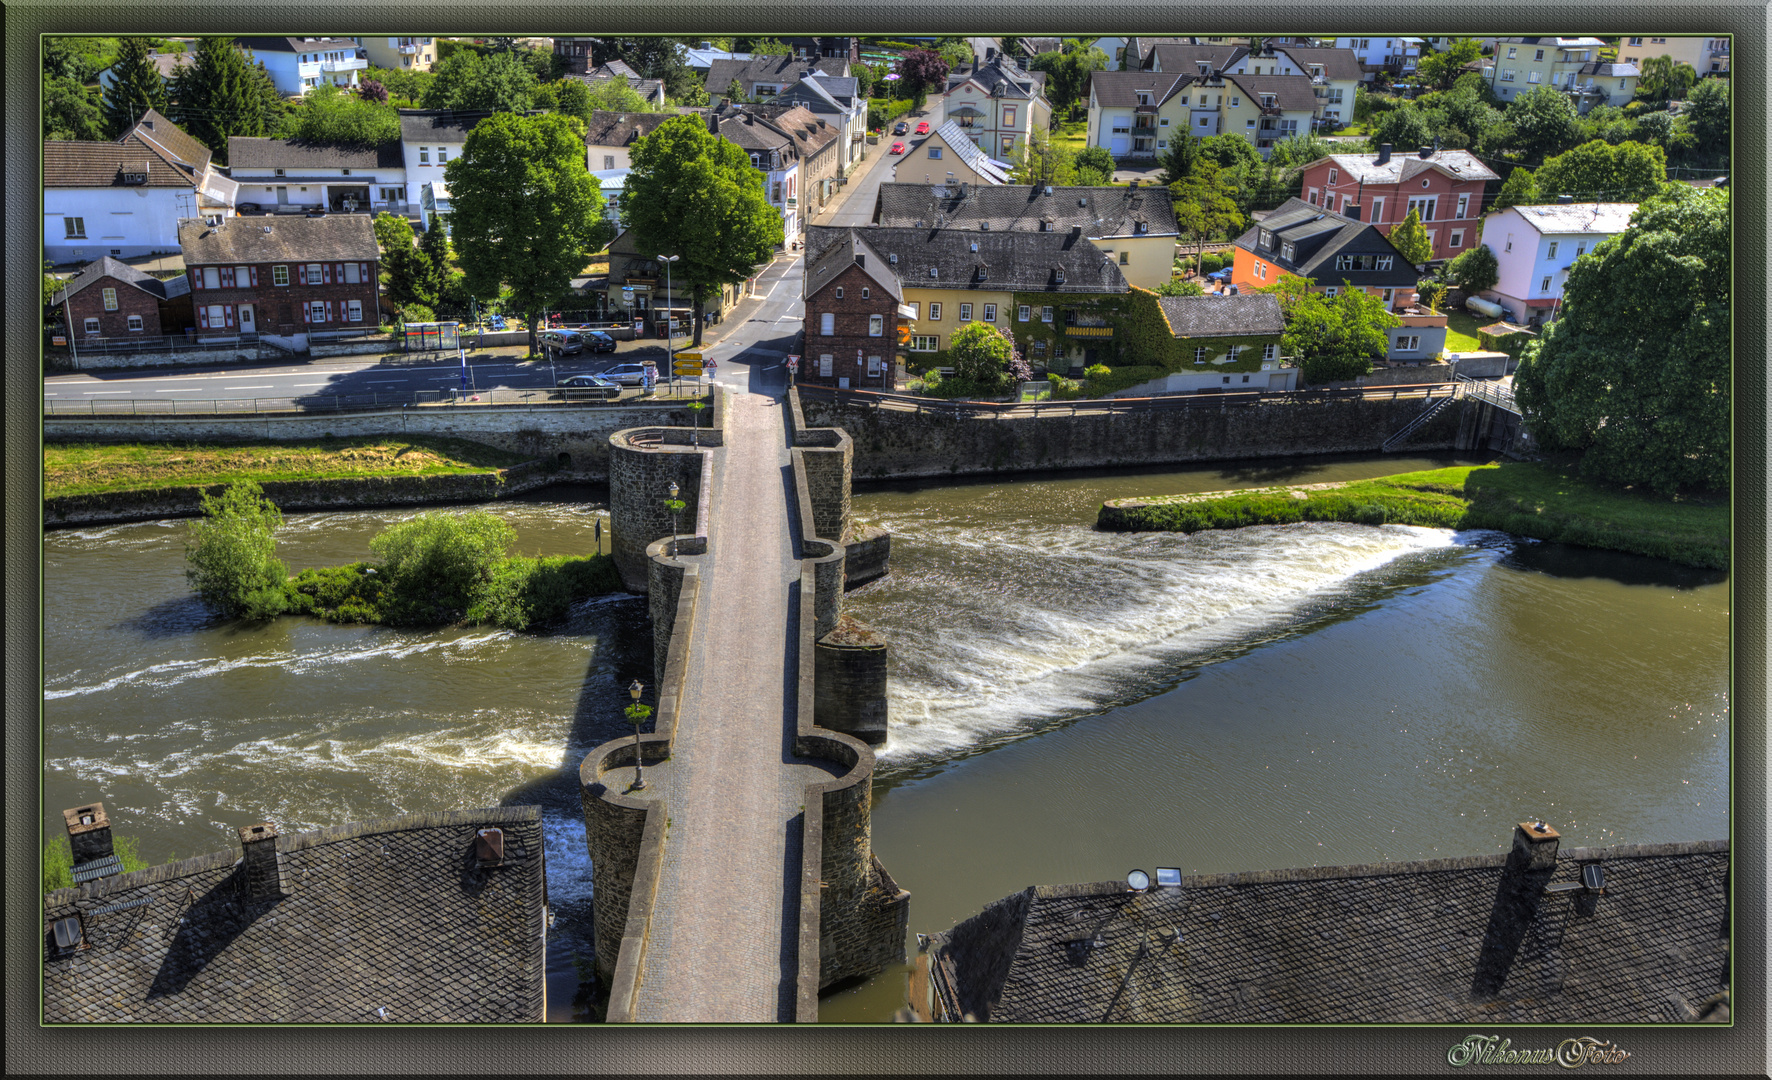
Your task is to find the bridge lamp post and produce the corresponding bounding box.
[656,253,680,355]
[625,679,650,791]
[664,481,684,554]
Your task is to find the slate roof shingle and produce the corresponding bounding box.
[179,215,380,265]
[1233,197,1419,284]
[805,224,1130,295]
[42,807,548,1023]
[398,110,508,145]
[44,109,213,189]
[874,182,1180,238]
[228,137,405,171]
[49,256,176,306]
[1270,45,1365,82]
[1505,202,1640,235]
[929,838,1731,1023]
[805,230,904,302]
[581,110,692,148]
[1158,293,1285,337]
[706,55,848,97]
[1315,148,1500,185]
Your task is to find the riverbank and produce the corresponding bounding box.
[1098,462,1729,569]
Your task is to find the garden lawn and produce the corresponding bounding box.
[45,436,529,499]
[1444,309,1484,352]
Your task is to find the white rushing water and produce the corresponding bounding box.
[863,520,1465,761]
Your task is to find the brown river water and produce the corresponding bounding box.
[40,455,1729,1023]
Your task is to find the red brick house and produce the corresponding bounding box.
[50,255,193,343]
[1296,143,1499,263]
[178,215,380,339]
[801,231,905,389]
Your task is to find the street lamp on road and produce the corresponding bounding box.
[625,679,649,791]
[664,481,683,553]
[656,253,680,357]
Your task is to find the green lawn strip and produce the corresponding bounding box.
[1443,309,1484,352]
[45,436,531,499]
[1103,463,1729,569]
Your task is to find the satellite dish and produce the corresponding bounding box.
[1127,869,1151,891]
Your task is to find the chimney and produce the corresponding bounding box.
[1556,194,1574,204]
[959,182,969,197]
[1472,820,1563,999]
[1071,225,1083,237]
[1418,144,1432,158]
[1129,178,1140,188]
[1376,143,1392,165]
[1344,202,1361,221]
[238,821,287,900]
[62,803,116,872]
[1509,820,1560,872]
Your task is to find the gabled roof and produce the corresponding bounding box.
[1087,70,1191,107]
[928,837,1730,1023]
[581,109,691,147]
[1233,197,1417,282]
[44,109,213,189]
[748,104,842,157]
[873,183,1180,238]
[397,109,512,145]
[1310,148,1500,185]
[595,59,640,79]
[236,36,358,54]
[770,76,849,114]
[572,70,667,103]
[1146,43,1242,74]
[1500,202,1639,235]
[711,107,794,154]
[42,807,548,1022]
[800,72,859,105]
[50,256,175,306]
[178,215,380,265]
[805,224,1130,295]
[705,55,848,96]
[1269,45,1364,82]
[1158,293,1285,337]
[1224,72,1319,113]
[926,122,1011,184]
[1019,37,1062,57]
[946,56,1047,102]
[805,230,904,302]
[228,137,405,171]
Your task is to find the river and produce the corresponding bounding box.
[40,456,1730,1023]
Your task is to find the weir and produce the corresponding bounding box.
[580,383,908,1022]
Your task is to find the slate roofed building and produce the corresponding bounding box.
[871,182,1181,289]
[705,55,851,103]
[942,54,1051,161]
[1297,144,1499,262]
[236,36,366,96]
[570,62,667,109]
[582,110,693,173]
[178,214,380,339]
[43,802,548,1022]
[50,255,193,344]
[227,136,408,217]
[1231,196,1421,310]
[1129,292,1296,394]
[1085,66,1316,160]
[918,826,1730,1023]
[900,122,1013,190]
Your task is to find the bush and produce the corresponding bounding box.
[185,481,289,620]
[369,511,516,626]
[866,98,914,129]
[1199,252,1226,275]
[44,834,148,893]
[466,553,623,630]
[285,563,387,623]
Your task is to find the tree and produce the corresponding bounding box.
[421,49,538,113]
[1261,279,1400,383]
[1156,133,1202,186]
[172,38,283,161]
[1503,84,1583,166]
[1388,207,1434,266]
[1414,37,1481,91]
[445,113,611,354]
[937,41,975,73]
[1269,133,1332,171]
[1198,133,1260,171]
[277,82,400,145]
[185,481,289,620]
[1075,146,1115,182]
[417,221,453,305]
[357,79,389,105]
[947,322,1018,392]
[372,211,416,253]
[1636,55,1697,104]
[370,510,516,625]
[1533,139,1667,202]
[1368,103,1435,154]
[1445,243,1499,295]
[852,62,877,100]
[101,37,171,138]
[1493,165,1539,210]
[1154,279,1205,296]
[736,37,791,56]
[1028,45,1107,117]
[1682,78,1729,160]
[1170,165,1244,275]
[621,114,784,348]
[363,65,435,105]
[897,49,950,104]
[44,74,105,141]
[1633,109,1677,151]
[43,37,109,83]
[1513,185,1728,493]
[1010,127,1079,185]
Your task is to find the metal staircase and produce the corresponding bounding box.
[1382,387,1459,451]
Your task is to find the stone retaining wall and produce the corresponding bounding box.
[843,524,891,589]
[604,394,722,593]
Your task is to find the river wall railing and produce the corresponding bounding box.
[794,381,1459,418]
[45,387,711,417]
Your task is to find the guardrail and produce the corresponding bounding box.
[1456,374,1520,414]
[44,387,710,417]
[793,381,1460,418]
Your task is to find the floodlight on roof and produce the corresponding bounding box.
[1155,867,1182,887]
[1127,869,1150,891]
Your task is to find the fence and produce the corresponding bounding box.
[44,386,710,417]
[1456,374,1520,414]
[793,381,1459,418]
[49,333,263,357]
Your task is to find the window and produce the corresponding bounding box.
[905,302,920,319]
[1032,339,1046,356]
[1001,136,1015,153]
[307,263,323,283]
[868,314,883,336]
[437,147,448,163]
[834,287,844,299]
[604,155,616,170]
[1426,230,1437,250]
[982,303,996,322]
[1381,288,1395,304]
[1246,119,1256,128]
[1528,71,1541,84]
[861,288,870,299]
[346,300,363,322]
[1547,241,1559,259]
[820,312,835,335]
[101,287,118,311]
[819,354,834,377]
[272,265,289,286]
[127,314,144,331]
[1230,96,1240,107]
[1003,105,1016,126]
[1226,345,1239,365]
[83,317,100,334]
[1324,286,1339,297]
[1376,255,1393,270]
[1396,334,1420,351]
[1281,242,1296,261]
[1408,196,1437,222]
[1159,117,1169,126]
[200,267,221,290]
[1575,242,1586,257]
[1018,305,1031,322]
[274,168,286,177]
[960,303,973,321]
[1540,275,1553,292]
[1506,46,1517,59]
[1628,37,1642,46]
[1505,237,1513,252]
[1369,197,1385,223]
[64,217,86,238]
[1194,346,1207,364]
[1136,92,1151,105]
[1223,376,1231,384]
[929,302,942,321]
[310,301,328,323]
[1306,188,1319,205]
[419,147,430,164]
[1534,49,1544,61]
[1119,251,1130,266]
[928,146,942,159]
[1450,230,1464,248]
[1262,343,1276,361]
[909,335,939,351]
[1198,116,1211,127]
[1041,306,1053,323]
[1501,69,1514,82]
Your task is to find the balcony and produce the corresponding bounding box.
[1259,104,1284,116]
[1133,103,1159,114]
[399,44,420,54]
[322,57,368,73]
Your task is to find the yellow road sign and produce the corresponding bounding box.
[673,361,704,376]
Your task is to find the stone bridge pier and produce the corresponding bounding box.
[581,384,907,1022]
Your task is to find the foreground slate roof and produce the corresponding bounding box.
[1233,197,1418,285]
[43,807,547,1023]
[50,256,181,306]
[805,224,1129,295]
[1158,293,1284,338]
[228,136,405,171]
[45,108,214,189]
[179,215,379,265]
[874,183,1179,239]
[926,837,1729,1023]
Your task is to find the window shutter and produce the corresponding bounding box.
[326,300,335,322]
[220,267,231,288]
[322,264,332,284]
[194,269,204,290]
[250,266,259,287]
[360,262,369,282]
[198,307,209,328]
[224,306,235,327]
[298,264,307,285]
[302,304,311,324]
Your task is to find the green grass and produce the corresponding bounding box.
[1052,120,1088,154]
[1102,462,1729,569]
[43,834,149,894]
[45,436,531,499]
[1444,309,1484,352]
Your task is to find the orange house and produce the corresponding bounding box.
[1230,198,1420,311]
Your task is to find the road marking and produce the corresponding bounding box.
[224,385,275,389]
[154,389,203,393]
[293,382,331,387]
[366,380,407,384]
[83,391,130,395]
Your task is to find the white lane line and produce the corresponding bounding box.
[83,391,131,395]
[223,385,275,389]
[154,389,203,393]
[293,382,331,387]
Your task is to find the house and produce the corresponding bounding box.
[800,229,908,388]
[570,62,667,109]
[398,110,519,215]
[42,802,548,1022]
[899,121,1012,189]
[582,110,689,173]
[1015,37,1062,62]
[943,54,1052,161]
[765,72,868,174]
[553,37,600,76]
[918,826,1730,1023]
[178,214,380,341]
[1085,67,1315,159]
[1230,45,1363,130]
[1476,201,1638,326]
[236,37,366,96]
[227,137,409,218]
[1484,38,1609,104]
[96,47,187,94]
[1296,143,1499,262]
[1563,61,1641,112]
[1127,293,1294,394]
[684,44,753,74]
[871,182,1181,290]
[1330,36,1423,79]
[742,104,846,216]
[1615,35,1730,77]
[803,223,1131,379]
[1230,197,1421,314]
[353,36,437,73]
[49,255,192,343]
[782,37,860,63]
[705,55,850,104]
[709,104,806,238]
[44,108,237,265]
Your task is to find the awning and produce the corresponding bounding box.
[896,304,918,320]
[950,105,985,116]
[1064,326,1114,337]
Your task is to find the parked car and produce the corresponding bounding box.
[890,141,907,155]
[893,121,909,135]
[914,121,930,135]
[1207,268,1233,283]
[582,330,618,353]
[598,362,655,386]
[538,330,584,355]
[557,374,620,399]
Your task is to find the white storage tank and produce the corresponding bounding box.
[1465,295,1507,319]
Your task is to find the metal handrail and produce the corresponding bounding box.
[793,381,1459,418]
[44,387,709,417]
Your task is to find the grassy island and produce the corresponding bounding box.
[1098,461,1728,570]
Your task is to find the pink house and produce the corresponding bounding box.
[1297,143,1498,263]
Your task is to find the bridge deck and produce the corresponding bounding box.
[631,389,843,1022]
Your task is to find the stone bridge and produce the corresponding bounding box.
[579,382,906,1022]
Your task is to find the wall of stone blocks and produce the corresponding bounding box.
[608,431,708,593]
[843,525,890,588]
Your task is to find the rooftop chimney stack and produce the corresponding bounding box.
[1345,202,1362,221]
[1509,820,1561,874]
[1376,143,1392,165]
[62,803,116,871]
[1556,194,1574,204]
[1418,144,1433,158]
[238,822,287,900]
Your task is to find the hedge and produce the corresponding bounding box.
[867,99,915,129]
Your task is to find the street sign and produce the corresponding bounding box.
[620,287,635,303]
[673,360,704,377]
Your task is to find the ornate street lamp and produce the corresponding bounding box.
[625,679,649,791]
[665,481,684,553]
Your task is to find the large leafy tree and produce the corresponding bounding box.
[1445,243,1499,295]
[1387,207,1435,266]
[897,49,950,105]
[947,322,1023,392]
[172,38,282,162]
[277,82,400,145]
[1636,55,1697,104]
[444,113,611,353]
[1532,139,1667,202]
[621,114,784,348]
[101,37,171,137]
[1414,37,1482,91]
[185,480,289,621]
[1269,133,1333,170]
[1681,78,1729,160]
[422,49,538,113]
[1028,44,1107,118]
[1169,163,1244,275]
[1258,277,1400,383]
[44,74,105,141]
[1492,165,1539,210]
[1513,185,1729,493]
[1502,84,1582,166]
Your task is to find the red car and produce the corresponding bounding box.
[890,141,907,155]
[914,121,930,135]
